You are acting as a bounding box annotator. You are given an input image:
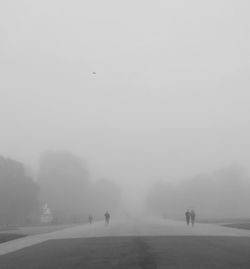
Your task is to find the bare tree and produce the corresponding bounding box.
[38,151,89,223]
[0,156,39,227]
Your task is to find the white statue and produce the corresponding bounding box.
[41,203,53,224]
[42,203,52,215]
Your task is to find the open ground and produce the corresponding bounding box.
[1,218,250,268]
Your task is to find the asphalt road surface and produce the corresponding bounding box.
[1,218,250,268]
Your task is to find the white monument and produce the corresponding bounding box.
[41,203,53,224]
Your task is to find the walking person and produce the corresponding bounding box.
[185,209,190,226]
[88,214,93,224]
[190,210,196,227]
[104,211,110,225]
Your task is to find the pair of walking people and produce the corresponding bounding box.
[185,209,196,226]
[104,211,110,225]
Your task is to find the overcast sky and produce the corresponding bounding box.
[1,0,250,197]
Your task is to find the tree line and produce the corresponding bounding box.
[146,165,250,220]
[0,151,122,227]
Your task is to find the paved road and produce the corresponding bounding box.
[0,217,250,256]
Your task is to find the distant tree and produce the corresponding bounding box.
[212,165,250,217]
[146,165,250,219]
[88,178,122,219]
[0,156,39,227]
[38,151,89,222]
[146,181,177,218]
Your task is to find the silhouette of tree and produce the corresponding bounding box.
[88,178,122,218]
[38,151,89,222]
[0,156,39,227]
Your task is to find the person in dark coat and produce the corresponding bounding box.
[190,210,196,227]
[185,210,190,225]
[104,211,110,225]
[88,214,93,224]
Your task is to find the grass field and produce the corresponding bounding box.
[1,236,250,268]
[197,218,250,224]
[0,234,25,244]
[196,218,250,231]
[0,224,73,236]
[222,223,250,230]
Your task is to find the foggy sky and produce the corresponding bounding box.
[1,0,250,197]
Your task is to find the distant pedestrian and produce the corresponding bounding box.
[88,214,93,224]
[104,211,110,225]
[185,210,190,225]
[190,210,196,227]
